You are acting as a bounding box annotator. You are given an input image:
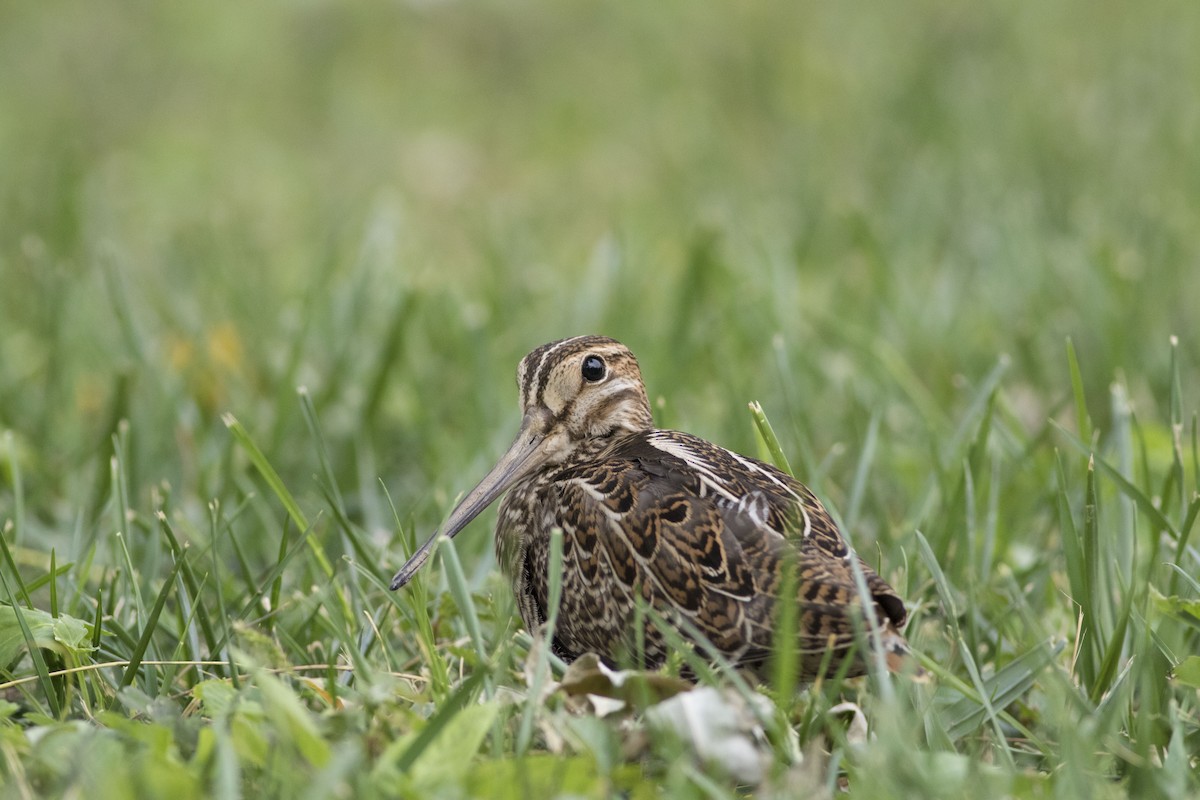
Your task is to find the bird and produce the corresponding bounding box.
[390,335,917,681]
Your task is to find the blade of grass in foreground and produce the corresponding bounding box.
[1055,452,1095,687]
[155,508,220,668]
[298,387,348,518]
[1165,336,1185,519]
[914,530,959,625]
[119,555,185,693]
[208,501,240,689]
[517,527,563,755]
[222,413,335,578]
[1052,422,1178,541]
[224,412,357,634]
[1091,572,1134,707]
[389,667,490,774]
[231,517,322,629]
[0,547,61,717]
[768,547,799,709]
[845,410,881,533]
[0,523,34,611]
[362,293,414,430]
[3,432,25,548]
[1167,496,1200,597]
[438,536,487,665]
[300,387,385,576]
[379,483,451,698]
[110,426,150,626]
[847,549,894,704]
[48,550,58,618]
[948,356,1008,464]
[1082,455,1108,651]
[749,401,795,478]
[940,639,1065,740]
[1066,337,1092,446]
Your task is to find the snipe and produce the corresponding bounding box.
[391,335,916,680]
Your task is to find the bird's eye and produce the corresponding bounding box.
[581,355,606,382]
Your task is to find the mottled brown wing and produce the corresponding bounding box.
[636,430,853,561]
[635,432,907,631]
[714,489,909,677]
[545,432,907,674]
[544,456,763,662]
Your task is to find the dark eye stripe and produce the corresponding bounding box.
[529,339,572,406]
[519,335,622,408]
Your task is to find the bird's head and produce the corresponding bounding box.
[390,335,652,589]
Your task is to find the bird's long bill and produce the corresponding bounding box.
[389,418,550,590]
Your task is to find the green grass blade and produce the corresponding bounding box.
[111,447,149,629]
[0,522,34,610]
[298,387,349,520]
[1055,452,1093,685]
[517,527,563,755]
[1167,495,1199,597]
[378,482,451,696]
[847,546,894,703]
[233,519,323,626]
[91,589,104,651]
[208,501,239,688]
[119,555,185,691]
[955,632,1015,768]
[947,356,1007,462]
[1066,337,1092,445]
[1090,575,1134,706]
[1166,565,1200,598]
[268,517,291,634]
[1082,455,1107,646]
[0,570,62,717]
[748,401,795,477]
[1053,421,1179,540]
[1168,336,1185,520]
[391,667,489,773]
[362,294,414,429]
[3,432,25,548]
[941,639,1065,739]
[768,547,799,708]
[914,530,959,624]
[155,507,220,667]
[1193,413,1199,500]
[48,550,59,618]
[845,410,881,532]
[437,536,486,664]
[223,413,334,579]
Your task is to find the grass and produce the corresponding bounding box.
[2,0,1200,796]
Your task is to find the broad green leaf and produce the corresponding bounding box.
[1151,589,1200,622]
[1170,655,1200,690]
[0,604,94,666]
[231,714,271,768]
[409,701,501,787]
[254,669,331,768]
[464,755,652,800]
[373,667,489,780]
[193,679,239,718]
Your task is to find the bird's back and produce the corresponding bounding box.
[498,428,911,679]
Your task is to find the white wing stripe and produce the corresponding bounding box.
[644,433,738,501]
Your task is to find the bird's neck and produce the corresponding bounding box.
[563,429,643,464]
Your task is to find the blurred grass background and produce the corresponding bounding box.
[1,1,1199,797]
